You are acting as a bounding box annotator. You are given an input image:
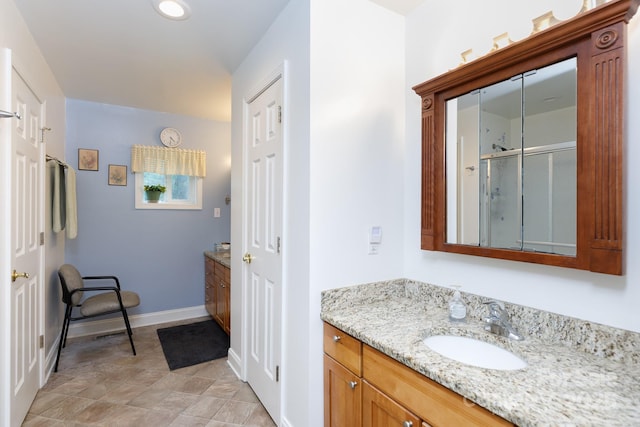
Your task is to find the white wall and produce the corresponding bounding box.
[0,0,66,421]
[405,0,640,333]
[308,0,404,424]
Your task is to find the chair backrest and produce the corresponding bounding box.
[58,264,84,305]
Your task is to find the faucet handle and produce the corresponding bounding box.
[483,300,504,309]
[483,300,506,319]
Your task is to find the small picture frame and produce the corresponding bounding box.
[78,148,99,171]
[108,164,127,186]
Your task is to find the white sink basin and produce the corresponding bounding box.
[423,335,527,371]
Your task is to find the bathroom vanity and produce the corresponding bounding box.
[321,280,640,426]
[324,322,513,427]
[204,251,231,334]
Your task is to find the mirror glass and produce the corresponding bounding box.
[445,57,577,255]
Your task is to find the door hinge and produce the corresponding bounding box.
[39,335,44,349]
[40,232,45,246]
[275,365,280,382]
[277,236,281,254]
[277,105,282,123]
[40,127,51,143]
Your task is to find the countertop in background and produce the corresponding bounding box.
[204,250,231,269]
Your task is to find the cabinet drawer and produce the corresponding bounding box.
[363,345,513,427]
[323,323,362,376]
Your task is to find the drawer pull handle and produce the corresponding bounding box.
[333,335,341,343]
[349,381,358,389]
[403,422,413,427]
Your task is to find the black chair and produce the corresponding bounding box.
[54,264,140,372]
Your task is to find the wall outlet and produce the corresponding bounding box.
[214,208,221,218]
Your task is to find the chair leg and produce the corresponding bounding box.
[121,308,136,356]
[54,305,72,372]
[60,306,72,349]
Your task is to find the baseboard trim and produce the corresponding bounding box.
[66,305,210,339]
[42,334,60,383]
[227,347,243,381]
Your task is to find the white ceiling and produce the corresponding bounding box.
[369,0,425,15]
[14,0,424,122]
[14,0,291,121]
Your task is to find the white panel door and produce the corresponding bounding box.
[10,70,42,427]
[244,77,283,423]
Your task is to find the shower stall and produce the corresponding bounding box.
[479,141,576,255]
[446,57,577,256]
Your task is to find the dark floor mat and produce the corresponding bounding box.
[157,320,229,370]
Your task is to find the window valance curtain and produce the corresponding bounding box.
[131,145,206,177]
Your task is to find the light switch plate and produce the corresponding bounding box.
[369,226,382,243]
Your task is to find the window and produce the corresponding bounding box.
[134,172,203,210]
[131,145,206,210]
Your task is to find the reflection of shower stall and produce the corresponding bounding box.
[479,141,576,255]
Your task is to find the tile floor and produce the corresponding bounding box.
[23,320,276,427]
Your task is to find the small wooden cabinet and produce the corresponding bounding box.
[205,255,230,335]
[324,323,362,427]
[323,322,514,427]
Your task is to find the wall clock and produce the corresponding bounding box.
[160,127,182,147]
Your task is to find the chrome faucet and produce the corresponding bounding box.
[483,301,524,341]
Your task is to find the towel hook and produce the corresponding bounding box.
[0,109,21,120]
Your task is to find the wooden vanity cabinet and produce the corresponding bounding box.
[323,322,514,427]
[204,256,231,335]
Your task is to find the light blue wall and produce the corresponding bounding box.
[65,99,231,315]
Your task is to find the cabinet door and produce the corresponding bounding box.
[324,355,362,427]
[215,271,227,332]
[363,381,421,427]
[214,273,225,329]
[204,258,215,317]
[223,266,230,334]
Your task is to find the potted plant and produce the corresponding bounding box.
[144,184,166,203]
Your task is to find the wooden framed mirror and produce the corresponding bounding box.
[412,0,639,275]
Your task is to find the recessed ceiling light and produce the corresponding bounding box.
[152,0,191,20]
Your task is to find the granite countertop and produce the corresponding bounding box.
[320,279,640,427]
[204,250,231,268]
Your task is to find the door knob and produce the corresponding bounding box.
[242,253,253,264]
[11,270,29,282]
